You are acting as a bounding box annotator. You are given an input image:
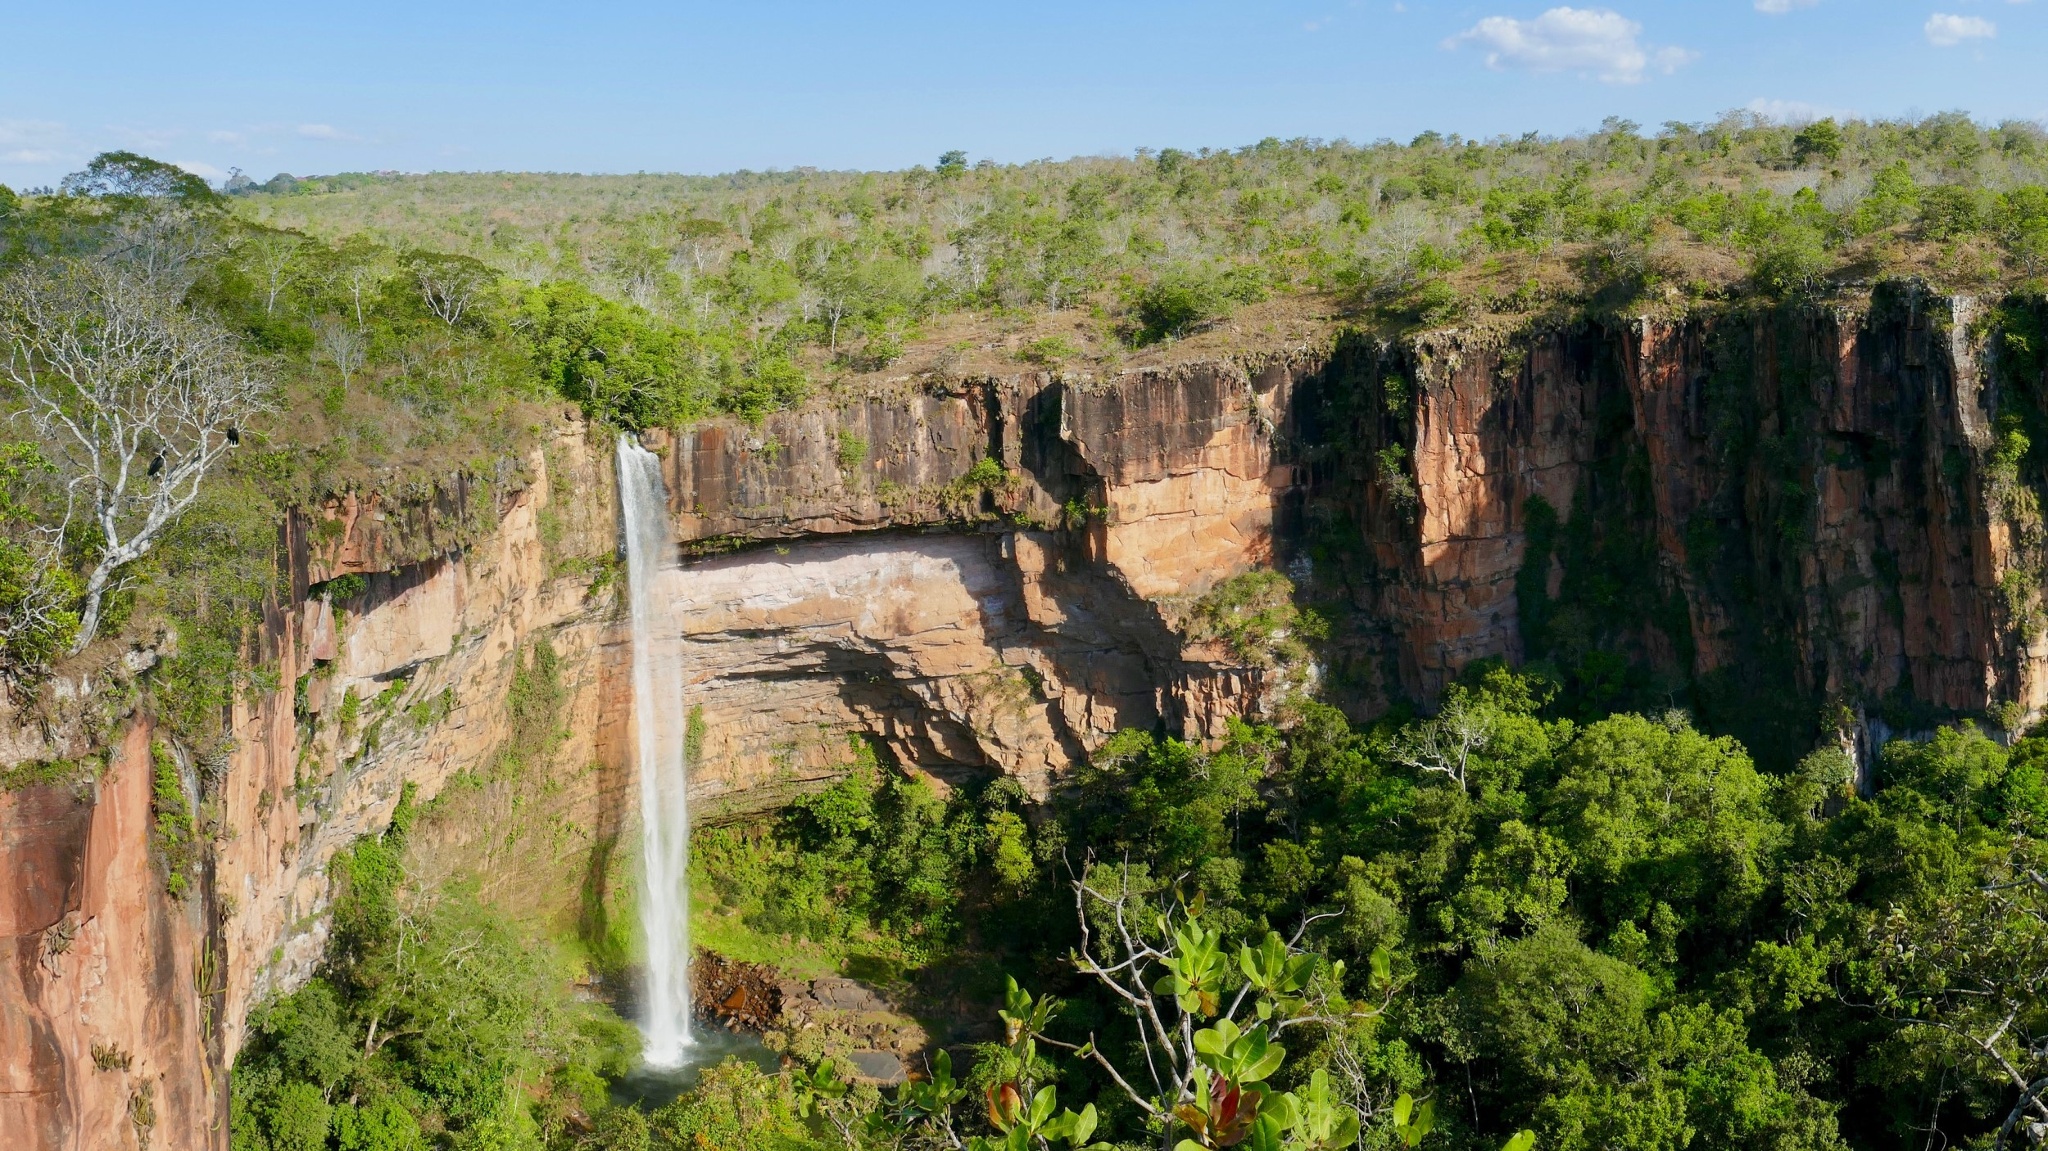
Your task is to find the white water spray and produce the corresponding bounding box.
[618,434,693,1065]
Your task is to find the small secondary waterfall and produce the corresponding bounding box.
[617,435,694,1065]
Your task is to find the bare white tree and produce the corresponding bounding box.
[313,317,368,389]
[246,233,303,316]
[100,204,223,296]
[328,242,387,328]
[671,218,728,275]
[0,259,275,652]
[1388,691,1493,793]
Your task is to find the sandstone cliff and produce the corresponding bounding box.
[5,284,2044,1149]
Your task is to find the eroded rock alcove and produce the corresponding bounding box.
[8,288,2047,1149]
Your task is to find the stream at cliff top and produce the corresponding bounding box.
[618,435,695,1067]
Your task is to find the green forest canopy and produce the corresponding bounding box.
[3,122,2048,1150]
[233,665,2048,1151]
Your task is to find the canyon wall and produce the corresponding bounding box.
[6,284,2045,1148]
[1314,286,2039,762]
[0,423,631,1151]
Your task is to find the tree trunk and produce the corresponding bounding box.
[70,566,113,655]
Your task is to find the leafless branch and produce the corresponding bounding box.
[0,258,275,651]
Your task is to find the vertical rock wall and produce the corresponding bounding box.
[6,285,2046,1149]
[1319,287,2039,745]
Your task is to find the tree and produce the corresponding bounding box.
[1859,839,2048,1147]
[2001,186,2048,276]
[62,152,227,294]
[314,317,368,390]
[1791,120,1844,166]
[407,251,493,327]
[1390,691,1495,794]
[245,232,304,316]
[60,151,222,207]
[324,238,389,329]
[0,258,274,652]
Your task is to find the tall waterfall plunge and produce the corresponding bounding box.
[617,435,694,1065]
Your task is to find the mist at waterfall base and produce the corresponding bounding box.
[617,436,697,1068]
[609,1026,780,1110]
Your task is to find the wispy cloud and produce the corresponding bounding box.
[1443,7,1694,84]
[1753,0,1818,13]
[1745,97,1851,125]
[1925,12,1995,45]
[295,123,360,142]
[172,160,227,180]
[0,120,74,173]
[107,124,185,150]
[0,119,68,148]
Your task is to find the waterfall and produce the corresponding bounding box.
[617,434,694,1065]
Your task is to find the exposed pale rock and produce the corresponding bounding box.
[13,293,2048,1150]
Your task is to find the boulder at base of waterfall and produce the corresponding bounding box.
[847,1050,907,1086]
[810,977,889,1013]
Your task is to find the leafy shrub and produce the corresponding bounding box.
[1792,118,1844,165]
[232,789,636,1151]
[1017,335,1080,366]
[150,741,198,900]
[1920,184,1989,240]
[1185,569,1329,667]
[1127,264,1265,345]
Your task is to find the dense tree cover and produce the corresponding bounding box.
[694,740,1037,961]
[240,113,2048,348]
[0,151,830,719]
[10,132,2048,1151]
[242,663,2048,1151]
[232,785,643,1151]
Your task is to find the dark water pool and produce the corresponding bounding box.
[608,1026,782,1111]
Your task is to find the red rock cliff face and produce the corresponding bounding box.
[1,422,632,1151]
[654,357,1321,792]
[1316,285,2035,757]
[0,722,218,1151]
[6,289,2042,1149]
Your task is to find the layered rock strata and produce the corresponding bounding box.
[7,286,2048,1149]
[1323,287,2037,738]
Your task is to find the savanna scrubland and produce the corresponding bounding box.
[3,112,2048,1151]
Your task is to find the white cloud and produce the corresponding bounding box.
[0,118,67,147]
[0,121,74,175]
[172,160,226,180]
[109,125,184,150]
[1754,0,1819,11]
[1443,7,1694,83]
[1745,97,1851,124]
[295,123,359,142]
[1925,12,1995,45]
[207,129,247,145]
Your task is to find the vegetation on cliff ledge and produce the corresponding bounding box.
[241,663,2048,1151]
[8,124,2048,1151]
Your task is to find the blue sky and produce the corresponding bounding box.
[1,1,2040,188]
